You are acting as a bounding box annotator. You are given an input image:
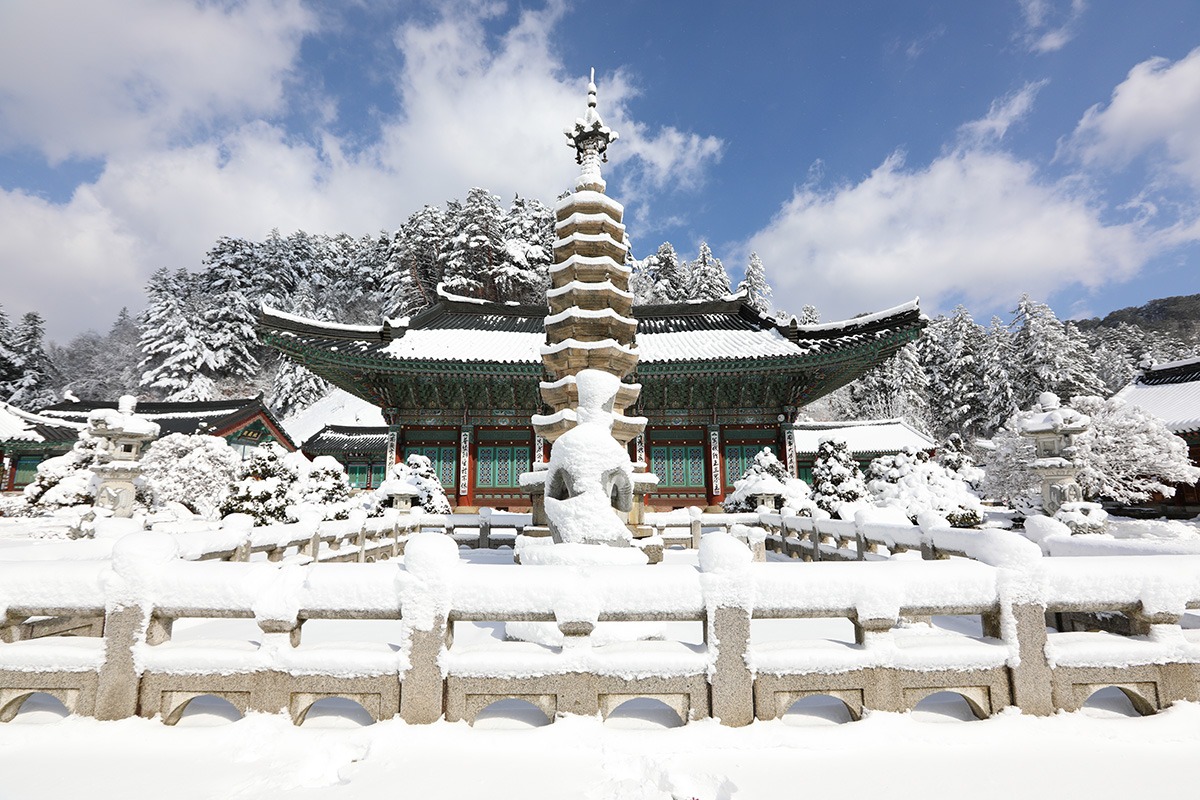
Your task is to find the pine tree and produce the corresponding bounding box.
[686,241,731,301]
[920,307,986,439]
[810,438,868,516]
[442,188,506,300]
[645,242,687,304]
[270,283,330,417]
[0,304,19,395]
[1009,295,1104,408]
[979,316,1018,436]
[7,312,59,410]
[835,343,929,430]
[384,204,449,317]
[253,229,301,311]
[202,238,261,383]
[138,268,217,401]
[796,304,821,325]
[218,443,299,524]
[498,195,553,303]
[737,252,773,314]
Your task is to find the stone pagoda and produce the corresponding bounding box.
[523,70,658,550]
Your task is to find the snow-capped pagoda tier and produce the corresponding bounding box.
[258,290,925,510]
[535,69,643,448]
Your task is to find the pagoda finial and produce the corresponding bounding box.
[564,67,619,192]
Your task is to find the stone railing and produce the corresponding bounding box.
[1,532,1197,726]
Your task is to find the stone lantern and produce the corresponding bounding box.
[1014,391,1090,515]
[87,395,160,518]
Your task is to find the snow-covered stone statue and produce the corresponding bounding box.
[87,395,160,518]
[1013,391,1090,517]
[520,69,659,559]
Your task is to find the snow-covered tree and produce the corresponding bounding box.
[0,304,19,395]
[202,238,260,383]
[269,284,330,417]
[978,424,1040,513]
[723,447,817,514]
[834,343,929,430]
[219,443,298,524]
[867,446,985,527]
[686,242,731,301]
[21,432,103,511]
[7,311,59,410]
[141,433,241,518]
[810,438,868,516]
[499,195,553,303]
[442,188,506,300]
[376,453,451,514]
[290,455,355,520]
[978,316,1019,436]
[1071,395,1200,504]
[796,304,821,325]
[737,252,773,314]
[1010,295,1103,409]
[385,204,448,317]
[139,268,217,401]
[636,242,688,304]
[936,433,985,491]
[920,307,985,439]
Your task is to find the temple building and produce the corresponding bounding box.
[2,396,296,491]
[260,74,926,511]
[1113,355,1200,515]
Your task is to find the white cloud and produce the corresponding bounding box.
[0,0,317,162]
[1066,47,1200,188]
[958,80,1049,145]
[0,1,723,340]
[1017,0,1086,54]
[748,148,1147,322]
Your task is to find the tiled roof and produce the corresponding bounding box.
[0,402,82,444]
[1114,355,1200,434]
[303,425,390,456]
[38,397,295,447]
[260,296,923,368]
[792,418,935,456]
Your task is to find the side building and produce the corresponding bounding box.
[2,396,297,491]
[261,289,925,509]
[1113,355,1200,515]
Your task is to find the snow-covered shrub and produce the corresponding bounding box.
[810,438,867,516]
[290,455,355,520]
[140,433,241,518]
[867,446,985,528]
[936,433,984,490]
[723,447,817,514]
[20,432,103,512]
[218,443,298,525]
[375,453,451,514]
[1070,394,1200,504]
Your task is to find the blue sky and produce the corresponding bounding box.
[1,0,1199,342]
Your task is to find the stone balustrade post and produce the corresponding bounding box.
[258,618,303,648]
[708,605,754,727]
[94,603,145,720]
[145,614,173,645]
[690,517,702,549]
[1007,601,1055,715]
[478,509,492,550]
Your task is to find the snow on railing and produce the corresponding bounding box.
[4,529,1200,726]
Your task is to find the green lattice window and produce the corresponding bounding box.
[650,445,706,488]
[403,446,457,488]
[724,444,776,487]
[476,446,530,488]
[13,456,41,488]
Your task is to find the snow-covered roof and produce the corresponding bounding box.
[1113,354,1200,434]
[283,388,387,445]
[792,419,935,456]
[0,401,84,444]
[38,396,293,446]
[260,294,924,368]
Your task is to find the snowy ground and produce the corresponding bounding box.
[3,519,1200,798]
[3,695,1198,799]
